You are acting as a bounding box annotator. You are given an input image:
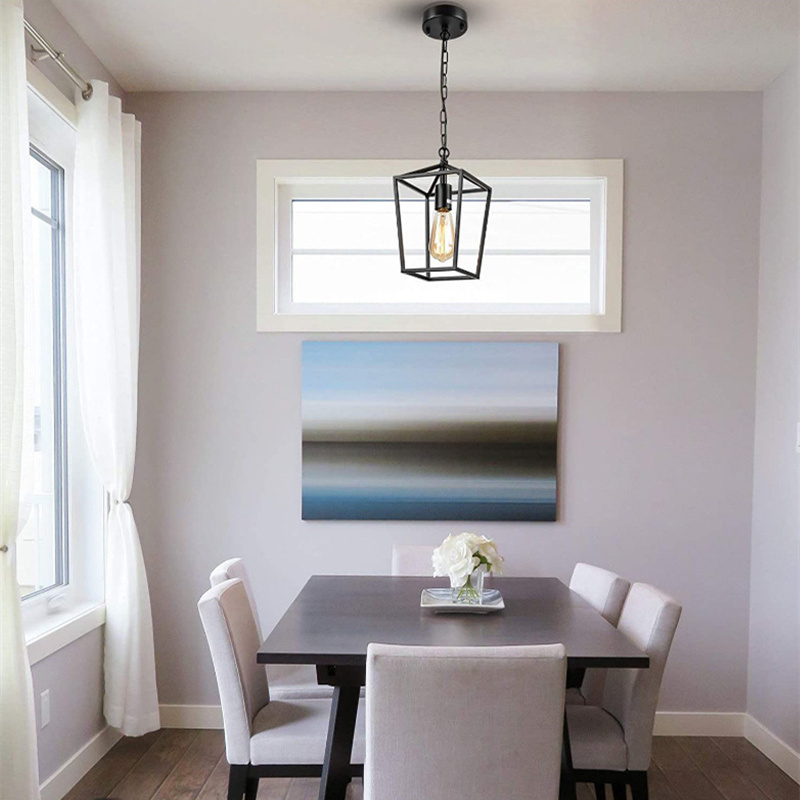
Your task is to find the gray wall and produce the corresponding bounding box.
[31,629,106,782]
[23,0,121,781]
[748,59,800,752]
[125,90,763,713]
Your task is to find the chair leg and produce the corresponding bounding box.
[629,772,649,800]
[245,776,259,800]
[594,783,606,799]
[228,764,249,800]
[611,783,627,800]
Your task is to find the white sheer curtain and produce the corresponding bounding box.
[74,81,159,735]
[0,0,40,796]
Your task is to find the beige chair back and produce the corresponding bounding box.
[365,643,566,800]
[603,582,682,770]
[198,579,270,764]
[210,557,262,639]
[569,563,630,625]
[390,545,434,576]
[210,557,330,695]
[570,563,631,704]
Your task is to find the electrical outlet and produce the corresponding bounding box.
[41,690,50,728]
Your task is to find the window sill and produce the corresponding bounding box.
[257,311,622,333]
[26,602,105,666]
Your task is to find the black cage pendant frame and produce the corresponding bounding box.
[393,4,492,282]
[393,163,492,281]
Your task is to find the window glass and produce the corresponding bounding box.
[290,198,592,308]
[293,254,591,306]
[29,155,53,217]
[17,148,68,599]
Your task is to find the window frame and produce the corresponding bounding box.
[257,159,623,332]
[22,143,70,601]
[22,63,106,656]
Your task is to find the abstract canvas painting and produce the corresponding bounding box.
[302,342,558,521]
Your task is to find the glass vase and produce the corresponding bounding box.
[452,567,486,605]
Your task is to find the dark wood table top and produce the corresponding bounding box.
[258,576,649,669]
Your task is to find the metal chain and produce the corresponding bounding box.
[438,30,450,164]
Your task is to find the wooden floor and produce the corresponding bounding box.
[64,730,799,800]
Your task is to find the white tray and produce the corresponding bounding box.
[420,587,505,614]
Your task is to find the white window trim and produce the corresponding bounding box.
[23,62,106,660]
[27,602,105,666]
[257,158,623,333]
[26,60,77,128]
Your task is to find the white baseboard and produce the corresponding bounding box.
[744,714,800,784]
[39,725,122,800]
[161,704,746,737]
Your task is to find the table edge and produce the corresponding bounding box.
[256,652,650,669]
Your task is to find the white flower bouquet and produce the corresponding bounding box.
[432,532,504,603]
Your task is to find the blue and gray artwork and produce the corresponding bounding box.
[302,342,558,521]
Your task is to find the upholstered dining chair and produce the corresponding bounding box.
[567,563,631,706]
[390,544,434,576]
[365,643,566,800]
[198,578,366,800]
[566,583,682,800]
[210,558,332,700]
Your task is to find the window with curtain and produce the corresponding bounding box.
[17,146,69,599]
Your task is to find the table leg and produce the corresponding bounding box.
[318,685,360,800]
[559,712,578,800]
[566,667,586,690]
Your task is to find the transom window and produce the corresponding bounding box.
[257,160,622,332]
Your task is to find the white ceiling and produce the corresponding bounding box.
[52,0,799,92]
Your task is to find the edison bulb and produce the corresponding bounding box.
[429,208,455,263]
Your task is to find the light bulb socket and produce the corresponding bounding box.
[434,181,452,212]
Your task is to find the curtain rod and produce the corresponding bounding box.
[24,19,93,100]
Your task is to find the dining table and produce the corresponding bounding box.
[257,575,649,800]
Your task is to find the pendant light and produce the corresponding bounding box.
[393,4,492,281]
